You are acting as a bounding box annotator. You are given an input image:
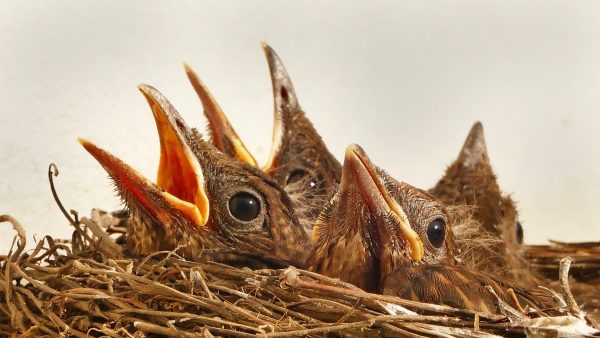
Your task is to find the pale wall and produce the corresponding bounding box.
[1,1,600,253]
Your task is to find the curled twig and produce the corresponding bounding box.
[1,215,26,261]
[48,163,77,226]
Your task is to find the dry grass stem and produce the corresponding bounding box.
[0,212,597,337]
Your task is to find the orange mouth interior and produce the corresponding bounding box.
[144,95,210,227]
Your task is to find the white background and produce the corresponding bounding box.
[1,1,599,253]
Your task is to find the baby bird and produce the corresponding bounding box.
[430,122,535,286]
[261,44,342,235]
[183,44,341,237]
[306,144,558,315]
[80,84,310,268]
[305,144,453,292]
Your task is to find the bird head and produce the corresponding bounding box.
[80,85,310,267]
[182,45,341,236]
[79,137,216,256]
[432,122,521,247]
[306,144,454,292]
[429,122,532,282]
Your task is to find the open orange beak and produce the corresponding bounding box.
[138,84,210,227]
[184,63,257,167]
[78,138,204,227]
[342,144,424,261]
[80,84,210,229]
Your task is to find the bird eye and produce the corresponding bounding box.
[229,192,261,222]
[516,221,524,244]
[286,170,307,185]
[427,218,446,248]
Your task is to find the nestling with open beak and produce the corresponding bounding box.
[306,144,559,315]
[182,44,341,239]
[430,122,536,286]
[80,84,310,268]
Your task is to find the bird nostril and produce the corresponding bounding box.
[280,87,289,102]
[287,170,307,185]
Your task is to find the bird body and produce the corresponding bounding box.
[81,84,310,268]
[184,44,341,239]
[384,263,556,315]
[77,45,571,318]
[431,122,536,286]
[306,145,454,289]
[307,144,559,315]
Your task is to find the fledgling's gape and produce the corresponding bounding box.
[81,84,310,268]
[79,43,571,317]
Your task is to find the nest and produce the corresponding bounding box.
[0,166,597,337]
[526,241,600,283]
[0,211,598,338]
[526,241,600,320]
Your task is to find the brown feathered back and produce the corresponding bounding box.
[384,264,560,316]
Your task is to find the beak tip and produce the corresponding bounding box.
[344,144,368,165]
[137,84,159,106]
[137,83,152,96]
[470,121,484,138]
[77,137,94,150]
[345,143,361,156]
[261,42,278,62]
[182,62,193,74]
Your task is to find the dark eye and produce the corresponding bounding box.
[516,221,524,244]
[427,219,446,248]
[286,170,307,185]
[229,192,261,222]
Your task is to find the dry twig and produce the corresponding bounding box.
[0,213,597,337]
